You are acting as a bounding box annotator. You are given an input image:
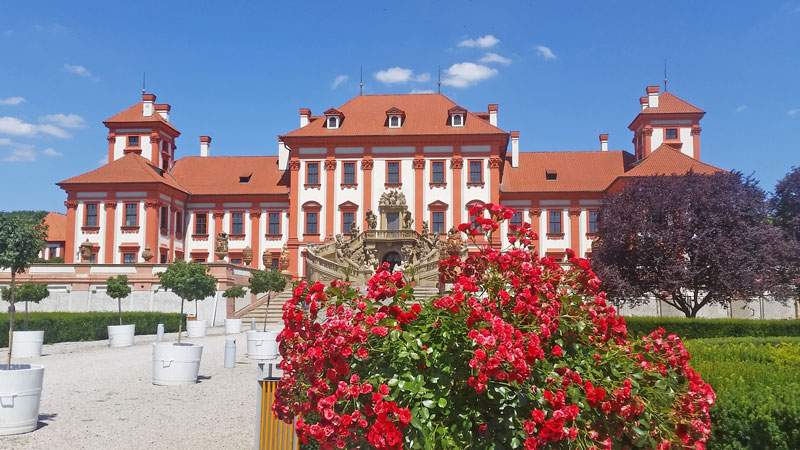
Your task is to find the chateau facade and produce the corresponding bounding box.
[52,86,720,281]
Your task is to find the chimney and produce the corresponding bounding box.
[278,138,289,171]
[299,108,311,127]
[488,104,498,127]
[200,136,211,157]
[646,86,660,108]
[510,131,520,168]
[142,93,156,117]
[155,104,171,122]
[639,96,649,110]
[599,134,609,151]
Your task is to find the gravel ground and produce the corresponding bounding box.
[0,326,272,450]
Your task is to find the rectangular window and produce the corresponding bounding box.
[85,203,98,227]
[386,212,400,230]
[387,161,400,184]
[123,253,136,264]
[160,252,167,264]
[666,128,678,139]
[431,161,445,184]
[271,257,279,270]
[175,211,182,234]
[231,258,243,265]
[510,212,523,228]
[127,135,139,147]
[469,160,483,183]
[342,212,354,234]
[306,212,318,234]
[195,213,207,235]
[307,162,319,185]
[268,212,281,235]
[432,211,445,233]
[160,206,168,230]
[125,203,138,227]
[194,258,206,263]
[548,211,562,234]
[231,212,244,235]
[89,253,97,263]
[588,211,599,234]
[343,162,356,185]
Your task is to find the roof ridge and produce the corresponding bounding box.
[660,91,705,113]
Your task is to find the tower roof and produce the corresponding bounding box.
[104,100,180,135]
[629,91,706,129]
[58,153,188,193]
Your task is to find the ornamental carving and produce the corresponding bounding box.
[106,134,116,143]
[324,160,337,170]
[104,200,117,209]
[691,126,702,135]
[242,246,253,265]
[643,127,654,136]
[451,157,463,169]
[488,157,502,169]
[150,133,161,143]
[279,244,290,271]
[569,208,582,216]
[446,226,464,257]
[212,210,225,218]
[65,200,79,209]
[379,190,407,207]
[361,159,374,170]
[529,208,542,217]
[144,200,160,209]
[365,210,378,230]
[250,209,262,218]
[215,232,229,260]
[288,160,301,171]
[262,250,273,268]
[141,246,154,262]
[79,239,93,263]
[413,158,425,170]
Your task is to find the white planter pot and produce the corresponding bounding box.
[11,331,44,358]
[0,364,45,435]
[151,343,203,386]
[107,324,135,347]
[224,318,242,334]
[246,330,279,360]
[185,320,207,338]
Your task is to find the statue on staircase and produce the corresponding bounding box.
[366,210,378,230]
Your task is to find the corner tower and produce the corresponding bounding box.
[628,86,705,161]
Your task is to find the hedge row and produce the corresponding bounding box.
[623,316,800,340]
[686,337,800,449]
[0,312,182,347]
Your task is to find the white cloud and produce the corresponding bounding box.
[0,96,25,106]
[458,35,500,48]
[410,89,435,94]
[788,108,800,116]
[63,63,91,77]
[413,72,431,83]
[441,63,498,88]
[4,145,36,162]
[0,138,11,145]
[97,156,108,166]
[734,105,747,113]
[42,147,62,157]
[375,67,414,84]
[332,75,349,89]
[535,45,557,60]
[0,116,71,138]
[39,113,86,128]
[479,52,511,65]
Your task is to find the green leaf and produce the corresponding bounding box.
[437,398,447,408]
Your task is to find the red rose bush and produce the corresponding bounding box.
[274,204,715,449]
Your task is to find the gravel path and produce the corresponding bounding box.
[1,327,270,450]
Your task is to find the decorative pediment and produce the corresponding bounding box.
[324,107,344,117]
[338,200,359,211]
[448,105,467,114]
[428,200,449,210]
[385,106,406,117]
[302,200,322,210]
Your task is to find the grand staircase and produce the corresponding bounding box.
[236,290,295,330]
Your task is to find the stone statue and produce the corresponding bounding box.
[365,247,379,270]
[242,246,253,265]
[446,226,464,257]
[421,220,430,238]
[402,210,414,230]
[262,250,273,268]
[334,234,346,262]
[279,244,290,271]
[366,210,377,230]
[215,232,229,260]
[401,244,416,265]
[349,222,360,237]
[79,239,92,262]
[379,190,407,208]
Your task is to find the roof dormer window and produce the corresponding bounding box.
[389,115,401,128]
[448,105,467,128]
[324,107,344,129]
[451,114,464,127]
[385,106,405,129]
[327,116,339,129]
[545,170,557,181]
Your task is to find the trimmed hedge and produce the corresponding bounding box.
[0,312,182,347]
[686,337,800,449]
[624,316,800,340]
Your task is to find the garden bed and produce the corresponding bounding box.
[624,316,800,340]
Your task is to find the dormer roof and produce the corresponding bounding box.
[324,107,344,117]
[385,106,405,118]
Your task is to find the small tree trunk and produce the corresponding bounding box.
[118,298,123,326]
[263,292,272,332]
[6,272,16,369]
[178,298,184,345]
[24,300,29,331]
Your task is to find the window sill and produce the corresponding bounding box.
[384,182,402,189]
[175,232,183,240]
[160,227,168,236]
[192,234,209,241]
[120,226,139,233]
[585,232,598,239]
[429,182,447,188]
[265,234,282,241]
[81,226,100,234]
[546,233,565,239]
[340,183,358,190]
[229,234,246,241]
[466,181,485,188]
[304,183,321,190]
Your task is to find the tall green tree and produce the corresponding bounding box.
[1,282,48,331]
[157,260,217,344]
[773,166,800,240]
[106,275,132,326]
[592,172,796,318]
[0,214,47,367]
[248,269,287,331]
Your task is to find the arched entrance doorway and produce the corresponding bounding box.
[381,251,402,272]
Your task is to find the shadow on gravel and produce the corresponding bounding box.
[36,412,58,430]
[197,375,212,383]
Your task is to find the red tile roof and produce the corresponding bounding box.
[170,156,289,196]
[621,144,724,177]
[43,212,66,242]
[281,94,505,137]
[501,151,635,192]
[639,92,705,115]
[104,101,179,134]
[58,153,188,193]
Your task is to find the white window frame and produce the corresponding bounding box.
[327,116,339,129]
[451,114,464,127]
[389,115,402,128]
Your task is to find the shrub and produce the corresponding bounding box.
[624,317,800,340]
[686,337,800,449]
[274,204,715,449]
[0,312,181,346]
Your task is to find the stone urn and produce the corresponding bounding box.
[262,250,272,269]
[242,246,253,265]
[141,246,154,262]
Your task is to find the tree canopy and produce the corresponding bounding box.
[222,285,247,299]
[0,214,48,275]
[773,166,800,241]
[248,269,287,297]
[2,281,48,304]
[106,275,132,326]
[592,172,797,318]
[157,260,217,343]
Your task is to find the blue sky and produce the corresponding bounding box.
[1,1,798,212]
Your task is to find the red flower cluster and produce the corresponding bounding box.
[274,203,714,449]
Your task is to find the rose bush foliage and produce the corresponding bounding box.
[274,204,715,450]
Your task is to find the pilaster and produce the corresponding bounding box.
[104,200,117,263]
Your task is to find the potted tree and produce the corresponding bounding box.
[222,286,246,334]
[246,269,287,359]
[0,214,47,435]
[153,260,216,385]
[106,275,134,347]
[2,282,48,357]
[404,266,418,287]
